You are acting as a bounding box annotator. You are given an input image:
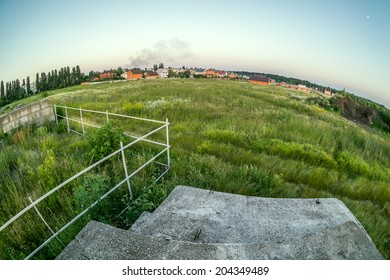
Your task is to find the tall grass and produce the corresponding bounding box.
[1,79,390,259]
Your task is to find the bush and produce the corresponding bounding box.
[73,174,111,210]
[87,122,125,161]
[125,182,167,225]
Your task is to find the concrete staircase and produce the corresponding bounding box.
[56,186,383,260]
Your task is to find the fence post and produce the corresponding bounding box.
[54,105,58,124]
[166,118,170,169]
[120,142,133,200]
[65,105,70,132]
[79,107,85,134]
[106,110,109,123]
[28,197,65,247]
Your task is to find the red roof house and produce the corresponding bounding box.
[100,70,115,80]
[127,69,143,80]
[249,74,270,85]
[144,71,159,79]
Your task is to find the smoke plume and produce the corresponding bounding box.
[128,38,193,68]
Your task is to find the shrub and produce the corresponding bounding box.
[35,126,48,137]
[87,122,125,161]
[73,174,111,210]
[37,150,57,187]
[125,182,167,225]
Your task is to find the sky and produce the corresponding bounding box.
[0,0,389,107]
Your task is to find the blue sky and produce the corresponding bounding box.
[0,0,389,107]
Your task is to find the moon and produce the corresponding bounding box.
[367,15,370,19]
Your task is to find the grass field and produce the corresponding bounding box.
[1,78,389,259]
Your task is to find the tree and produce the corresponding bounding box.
[158,63,164,69]
[168,69,175,78]
[26,76,31,95]
[76,65,82,82]
[1,81,4,100]
[40,72,47,92]
[36,73,40,93]
[153,64,158,71]
[116,66,124,77]
[71,66,76,85]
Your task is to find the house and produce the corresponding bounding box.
[249,74,270,85]
[297,84,310,93]
[100,70,115,80]
[194,68,205,76]
[324,88,332,95]
[216,70,227,78]
[144,71,159,79]
[277,82,288,87]
[156,68,168,78]
[205,69,216,78]
[228,73,237,79]
[127,69,143,80]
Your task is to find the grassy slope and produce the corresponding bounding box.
[1,78,389,259]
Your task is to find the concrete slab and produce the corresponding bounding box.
[57,186,383,260]
[57,220,382,260]
[130,186,366,244]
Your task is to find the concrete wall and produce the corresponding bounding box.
[0,100,55,133]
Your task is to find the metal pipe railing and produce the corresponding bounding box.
[0,105,171,259]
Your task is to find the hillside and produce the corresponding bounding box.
[0,79,389,259]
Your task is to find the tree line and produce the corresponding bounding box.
[0,65,83,107]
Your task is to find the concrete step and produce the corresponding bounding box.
[56,220,382,260]
[57,186,383,260]
[130,186,366,244]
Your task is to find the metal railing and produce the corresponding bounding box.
[0,105,170,259]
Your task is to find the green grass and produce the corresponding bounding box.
[1,78,390,259]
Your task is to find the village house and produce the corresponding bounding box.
[297,84,311,93]
[228,72,237,79]
[100,70,115,80]
[156,68,168,78]
[249,74,270,85]
[216,70,227,78]
[120,72,127,79]
[194,68,206,76]
[127,69,143,80]
[324,88,332,95]
[144,71,159,79]
[205,69,216,78]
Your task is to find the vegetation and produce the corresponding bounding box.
[1,79,389,259]
[0,65,83,108]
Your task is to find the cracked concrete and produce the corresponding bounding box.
[57,186,383,260]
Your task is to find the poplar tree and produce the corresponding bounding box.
[36,73,40,93]
[76,65,81,82]
[26,76,31,95]
[1,81,4,100]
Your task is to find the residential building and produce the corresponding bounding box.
[216,70,227,78]
[194,68,205,76]
[249,74,270,85]
[228,73,237,79]
[324,88,332,95]
[205,69,216,78]
[156,68,168,78]
[297,84,310,93]
[144,71,159,79]
[100,70,115,80]
[127,69,143,80]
